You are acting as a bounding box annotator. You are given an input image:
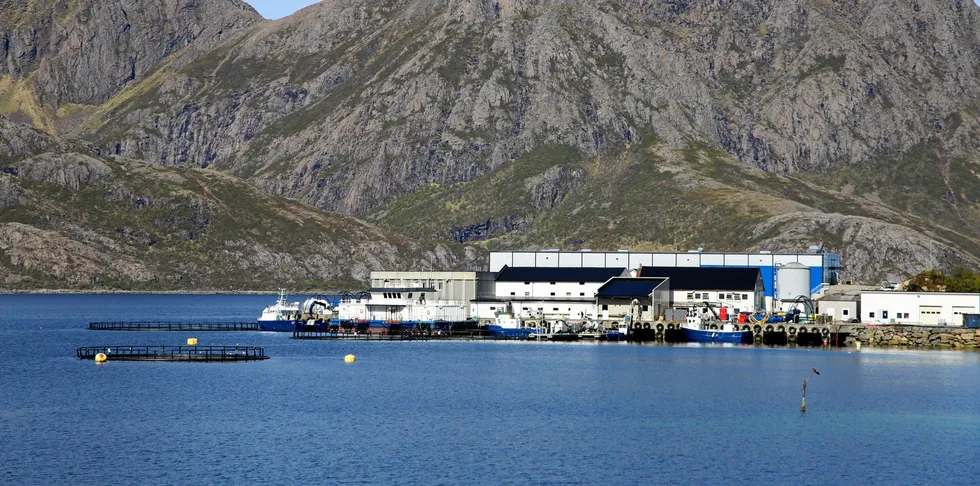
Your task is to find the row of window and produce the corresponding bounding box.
[509,292,587,297]
[686,293,749,301]
[868,311,911,319]
[383,292,407,299]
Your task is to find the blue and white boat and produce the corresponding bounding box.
[257,289,300,332]
[486,312,537,338]
[681,316,746,344]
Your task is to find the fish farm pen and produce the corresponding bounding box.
[76,345,269,362]
[88,321,259,331]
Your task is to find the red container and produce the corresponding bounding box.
[737,312,747,323]
[719,307,729,321]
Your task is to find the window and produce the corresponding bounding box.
[869,312,875,318]
[550,292,555,296]
[553,308,559,311]
[602,305,609,310]
[550,282,556,285]
[734,294,741,301]
[524,281,530,285]
[687,293,694,300]
[524,292,530,297]
[407,293,413,299]
[842,309,849,317]
[642,305,649,311]
[438,283,443,290]
[522,307,528,311]
[489,307,496,311]
[580,293,585,297]
[579,282,585,285]
[510,292,515,296]
[566,292,572,297]
[694,293,701,299]
[904,313,910,318]
[882,311,888,319]
[742,294,748,300]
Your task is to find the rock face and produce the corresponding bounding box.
[0,0,262,108]
[3,0,980,286]
[0,116,480,290]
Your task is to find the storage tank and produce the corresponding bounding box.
[777,263,811,303]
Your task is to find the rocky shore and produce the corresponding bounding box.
[843,325,980,349]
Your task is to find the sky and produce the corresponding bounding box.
[246,0,320,19]
[247,0,980,18]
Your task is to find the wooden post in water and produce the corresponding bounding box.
[801,368,820,412]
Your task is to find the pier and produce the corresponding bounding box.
[88,321,258,331]
[76,345,269,362]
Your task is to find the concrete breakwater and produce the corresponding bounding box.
[841,325,980,348]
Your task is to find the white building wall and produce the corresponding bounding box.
[671,289,758,316]
[861,292,980,326]
[511,301,597,320]
[495,281,602,300]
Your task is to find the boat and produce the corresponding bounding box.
[486,311,537,338]
[605,315,631,341]
[257,289,301,332]
[680,315,747,344]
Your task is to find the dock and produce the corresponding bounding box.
[88,321,258,332]
[76,345,269,362]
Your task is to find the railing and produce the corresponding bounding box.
[88,322,258,331]
[76,345,268,361]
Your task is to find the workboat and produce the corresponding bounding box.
[486,312,537,338]
[257,289,301,332]
[680,316,747,344]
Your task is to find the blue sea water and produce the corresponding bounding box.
[0,294,978,485]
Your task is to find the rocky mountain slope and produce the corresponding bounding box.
[3,0,980,286]
[0,117,478,289]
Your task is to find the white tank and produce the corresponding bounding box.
[777,263,811,302]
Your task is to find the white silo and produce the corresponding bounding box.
[777,263,811,308]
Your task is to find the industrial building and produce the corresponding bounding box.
[471,266,626,321]
[635,267,764,314]
[488,249,841,308]
[594,277,670,322]
[816,286,863,323]
[370,271,495,303]
[860,291,980,326]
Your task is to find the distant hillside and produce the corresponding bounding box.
[0,117,479,290]
[3,0,980,285]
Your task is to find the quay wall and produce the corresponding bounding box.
[839,325,980,348]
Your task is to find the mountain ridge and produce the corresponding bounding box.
[2,0,980,286]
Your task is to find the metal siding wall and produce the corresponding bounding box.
[725,254,749,266]
[749,255,774,266]
[629,253,653,269]
[760,267,775,298]
[605,253,628,268]
[809,267,823,294]
[559,252,583,267]
[676,253,699,267]
[537,252,559,267]
[582,253,605,267]
[513,252,536,267]
[798,255,822,266]
[701,254,724,266]
[652,254,677,266]
[489,252,512,272]
[773,255,798,265]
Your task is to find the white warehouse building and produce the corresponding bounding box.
[860,291,980,326]
[471,266,627,321]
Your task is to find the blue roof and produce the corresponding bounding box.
[596,278,668,298]
[495,266,626,282]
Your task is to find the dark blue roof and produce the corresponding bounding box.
[495,266,626,282]
[596,278,668,298]
[635,267,761,291]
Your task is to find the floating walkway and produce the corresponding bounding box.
[76,345,269,362]
[88,321,258,332]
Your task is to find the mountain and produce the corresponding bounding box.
[4,0,980,286]
[0,116,478,290]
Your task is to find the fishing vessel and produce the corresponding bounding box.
[680,315,747,344]
[257,289,301,332]
[486,311,537,338]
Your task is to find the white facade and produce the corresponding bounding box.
[860,291,980,326]
[495,280,600,301]
[672,289,761,315]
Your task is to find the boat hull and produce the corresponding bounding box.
[257,319,297,332]
[681,327,746,344]
[486,325,536,338]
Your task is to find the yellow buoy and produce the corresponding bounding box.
[187,338,198,346]
[344,354,356,363]
[95,353,107,363]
